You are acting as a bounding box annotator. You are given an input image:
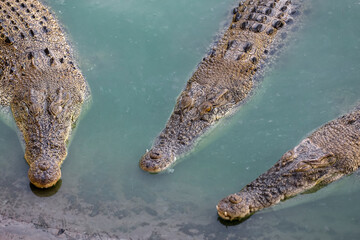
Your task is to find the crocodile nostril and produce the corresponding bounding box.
[38,162,50,171]
[149,151,162,159]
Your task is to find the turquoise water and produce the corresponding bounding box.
[1,0,360,239]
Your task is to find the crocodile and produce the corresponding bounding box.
[216,106,360,220]
[0,0,89,188]
[140,0,303,173]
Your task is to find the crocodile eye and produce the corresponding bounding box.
[180,96,194,110]
[29,103,42,116]
[199,101,213,114]
[49,103,63,116]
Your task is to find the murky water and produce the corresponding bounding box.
[1,0,360,239]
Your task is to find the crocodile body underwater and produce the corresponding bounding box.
[217,106,360,220]
[140,0,303,172]
[0,0,89,188]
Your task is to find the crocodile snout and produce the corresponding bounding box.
[216,193,254,221]
[139,149,174,173]
[28,160,61,188]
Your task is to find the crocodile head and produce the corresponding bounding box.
[11,87,83,188]
[216,138,345,221]
[140,82,234,173]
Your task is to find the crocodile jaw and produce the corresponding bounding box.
[216,137,351,221]
[139,83,234,173]
[11,87,82,188]
[28,155,63,188]
[139,148,175,173]
[216,192,255,221]
[24,128,69,188]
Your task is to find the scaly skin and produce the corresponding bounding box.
[217,107,360,220]
[140,0,302,173]
[0,0,89,188]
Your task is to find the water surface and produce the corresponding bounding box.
[1,0,360,239]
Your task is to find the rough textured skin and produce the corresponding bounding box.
[217,107,360,220]
[0,0,89,188]
[140,0,302,173]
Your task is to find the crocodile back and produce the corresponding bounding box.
[0,0,87,106]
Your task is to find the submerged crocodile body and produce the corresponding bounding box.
[217,106,360,220]
[140,0,302,173]
[0,0,89,188]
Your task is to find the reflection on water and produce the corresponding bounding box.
[1,0,360,239]
[30,180,62,198]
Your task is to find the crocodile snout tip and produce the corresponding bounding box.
[139,149,174,173]
[216,194,252,221]
[28,160,61,188]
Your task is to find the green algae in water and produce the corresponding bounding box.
[1,0,360,239]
